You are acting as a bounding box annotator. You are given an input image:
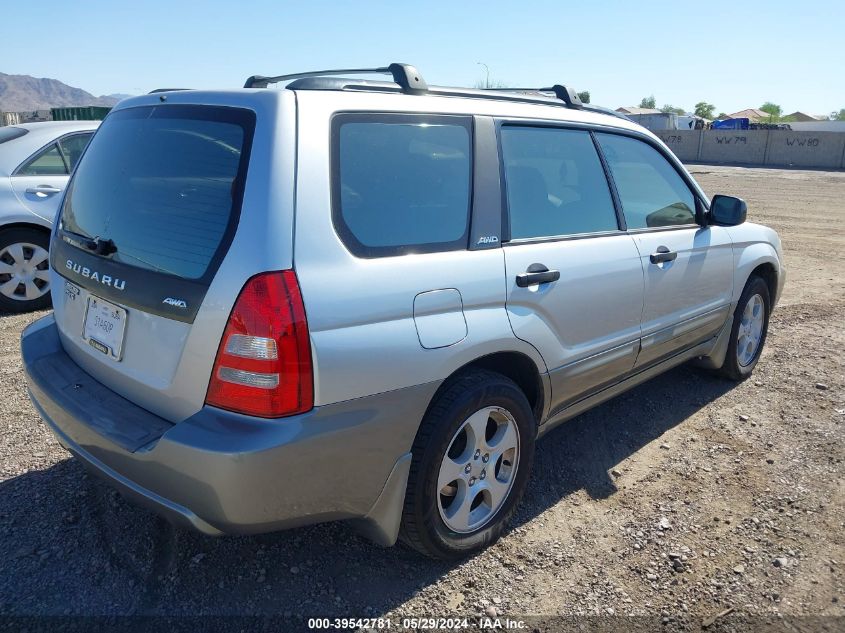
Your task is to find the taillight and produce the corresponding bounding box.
[205,271,313,418]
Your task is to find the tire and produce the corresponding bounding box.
[399,369,536,559]
[717,275,771,381]
[0,227,52,314]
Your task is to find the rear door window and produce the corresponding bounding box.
[500,126,620,239]
[59,105,255,280]
[58,133,93,171]
[333,114,472,257]
[595,133,697,229]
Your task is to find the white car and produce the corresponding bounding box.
[0,121,99,312]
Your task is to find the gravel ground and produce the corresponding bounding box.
[0,165,843,630]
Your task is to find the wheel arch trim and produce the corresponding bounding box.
[732,243,781,306]
[0,218,53,234]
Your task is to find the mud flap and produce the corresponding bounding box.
[349,452,412,546]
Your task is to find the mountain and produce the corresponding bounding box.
[0,72,126,112]
[103,93,134,102]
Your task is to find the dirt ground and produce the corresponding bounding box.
[0,165,843,630]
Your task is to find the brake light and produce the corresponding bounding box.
[205,271,313,418]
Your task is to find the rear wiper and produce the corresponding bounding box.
[91,237,118,256]
[61,229,118,256]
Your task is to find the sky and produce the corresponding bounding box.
[2,0,843,116]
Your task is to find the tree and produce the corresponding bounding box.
[831,109,845,121]
[639,95,656,109]
[694,101,716,119]
[717,112,728,119]
[661,104,685,115]
[760,102,782,120]
[577,91,590,104]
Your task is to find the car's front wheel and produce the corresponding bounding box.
[0,227,52,314]
[717,275,771,381]
[400,370,536,559]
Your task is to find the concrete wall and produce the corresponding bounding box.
[654,130,700,161]
[765,131,845,169]
[654,130,845,169]
[700,131,768,165]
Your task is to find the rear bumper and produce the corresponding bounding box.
[21,315,435,544]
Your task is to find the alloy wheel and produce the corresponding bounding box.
[0,242,50,302]
[737,293,765,367]
[437,406,520,534]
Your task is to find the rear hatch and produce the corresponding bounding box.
[49,98,273,422]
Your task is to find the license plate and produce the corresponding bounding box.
[82,296,127,361]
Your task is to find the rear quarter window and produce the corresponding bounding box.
[17,143,67,175]
[332,114,472,258]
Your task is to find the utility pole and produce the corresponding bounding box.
[477,62,490,89]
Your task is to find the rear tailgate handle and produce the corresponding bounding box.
[650,246,677,264]
[26,185,62,196]
[516,265,560,287]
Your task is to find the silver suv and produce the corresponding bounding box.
[21,64,785,559]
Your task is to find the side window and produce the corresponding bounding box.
[16,143,68,176]
[595,133,696,229]
[500,126,619,240]
[334,115,472,257]
[58,133,93,171]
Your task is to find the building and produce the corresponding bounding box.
[14,110,52,123]
[50,106,111,121]
[727,108,773,122]
[1,110,50,126]
[0,106,111,126]
[781,120,845,132]
[615,106,662,115]
[624,112,680,131]
[1,111,22,126]
[785,111,821,122]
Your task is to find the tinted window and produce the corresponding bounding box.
[0,127,28,144]
[60,105,254,280]
[596,133,696,229]
[501,127,619,239]
[17,143,67,176]
[335,116,471,257]
[58,133,93,171]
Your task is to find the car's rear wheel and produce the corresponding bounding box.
[717,275,770,381]
[400,370,536,559]
[0,228,52,314]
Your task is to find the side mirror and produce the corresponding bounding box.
[709,194,747,226]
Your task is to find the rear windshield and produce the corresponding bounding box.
[60,105,255,280]
[0,127,28,144]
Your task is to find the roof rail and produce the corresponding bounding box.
[484,85,584,109]
[244,63,427,93]
[245,63,627,121]
[480,86,630,120]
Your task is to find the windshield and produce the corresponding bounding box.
[59,105,255,280]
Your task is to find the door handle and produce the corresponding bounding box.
[516,265,561,287]
[650,246,677,264]
[25,185,62,196]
